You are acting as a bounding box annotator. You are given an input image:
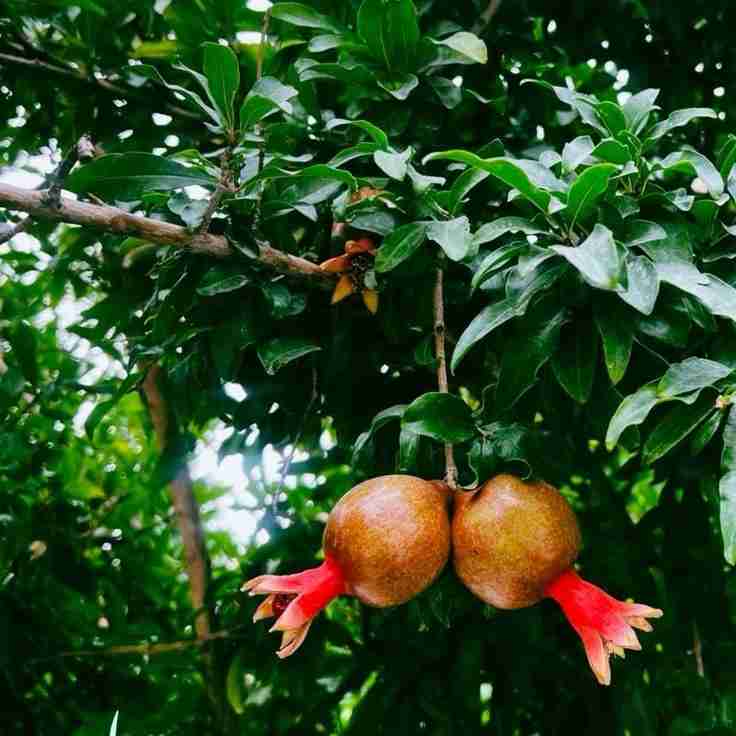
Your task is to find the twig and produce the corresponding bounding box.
[255,9,272,82]
[273,363,319,513]
[0,182,337,288]
[473,0,503,33]
[196,149,233,234]
[42,134,93,209]
[433,265,459,490]
[254,9,272,235]
[0,218,29,245]
[693,621,705,677]
[53,628,239,659]
[0,51,201,122]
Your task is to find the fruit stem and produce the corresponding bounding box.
[433,264,458,490]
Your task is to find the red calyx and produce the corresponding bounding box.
[545,569,663,686]
[243,557,346,658]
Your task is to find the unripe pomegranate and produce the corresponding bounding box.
[244,475,451,658]
[453,474,662,685]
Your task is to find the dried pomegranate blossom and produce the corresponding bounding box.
[320,238,379,314]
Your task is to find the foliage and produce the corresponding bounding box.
[2,1,736,734]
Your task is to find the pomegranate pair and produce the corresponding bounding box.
[244,474,661,685]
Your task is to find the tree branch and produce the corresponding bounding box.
[0,182,337,288]
[142,365,211,643]
[0,218,29,245]
[0,51,201,122]
[434,266,459,490]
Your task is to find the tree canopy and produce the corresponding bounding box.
[2,1,736,734]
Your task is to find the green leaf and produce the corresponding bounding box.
[621,220,667,247]
[378,74,419,101]
[239,77,299,130]
[433,32,487,64]
[398,427,420,472]
[202,42,240,129]
[257,338,321,375]
[326,118,389,149]
[472,217,546,247]
[565,164,617,227]
[606,383,659,450]
[8,322,38,386]
[552,224,622,290]
[270,3,340,31]
[426,217,472,261]
[622,88,660,134]
[721,406,736,563]
[642,394,715,464]
[471,242,528,292]
[551,320,598,404]
[109,712,120,736]
[690,409,722,455]
[646,107,717,142]
[447,168,489,214]
[374,148,411,180]
[496,307,567,410]
[469,422,531,485]
[357,0,420,74]
[618,255,659,315]
[66,153,216,200]
[167,191,208,229]
[594,298,634,385]
[353,405,408,466]
[425,150,552,213]
[452,299,517,373]
[591,139,632,165]
[562,136,594,171]
[375,222,427,272]
[596,101,627,136]
[657,357,732,398]
[402,392,475,443]
[659,147,724,199]
[197,269,250,296]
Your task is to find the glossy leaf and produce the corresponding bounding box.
[375,222,427,272]
[66,153,216,199]
[257,338,321,375]
[202,42,239,129]
[552,224,622,290]
[402,392,475,443]
[565,163,618,227]
[426,217,472,261]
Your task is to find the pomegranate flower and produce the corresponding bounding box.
[243,557,346,659]
[320,237,379,314]
[545,569,663,686]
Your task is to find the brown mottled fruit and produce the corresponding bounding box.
[452,473,663,686]
[244,475,451,657]
[324,475,451,606]
[452,473,581,609]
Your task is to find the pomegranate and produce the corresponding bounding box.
[453,474,662,685]
[244,475,451,658]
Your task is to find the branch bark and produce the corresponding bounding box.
[141,365,211,643]
[434,266,459,490]
[0,182,337,288]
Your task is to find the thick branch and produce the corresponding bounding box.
[0,51,201,121]
[142,366,211,643]
[0,182,336,288]
[434,266,459,490]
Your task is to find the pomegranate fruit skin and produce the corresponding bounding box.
[324,475,451,607]
[244,475,451,657]
[452,474,581,609]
